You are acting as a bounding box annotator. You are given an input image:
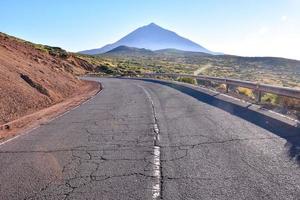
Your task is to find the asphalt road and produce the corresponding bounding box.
[0,77,300,200]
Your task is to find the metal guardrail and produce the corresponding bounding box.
[142,73,300,102]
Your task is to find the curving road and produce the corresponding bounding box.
[0,77,300,200]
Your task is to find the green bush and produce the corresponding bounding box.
[34,45,68,58]
[262,93,279,105]
[45,46,68,58]
[96,65,114,74]
[177,77,197,85]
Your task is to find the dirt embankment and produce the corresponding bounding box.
[0,32,98,139]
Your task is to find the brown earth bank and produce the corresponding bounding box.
[0,81,100,141]
[0,32,98,140]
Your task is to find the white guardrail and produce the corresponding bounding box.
[141,73,300,102]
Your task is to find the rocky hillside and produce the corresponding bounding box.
[0,32,95,124]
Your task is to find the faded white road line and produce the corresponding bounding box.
[137,84,161,200]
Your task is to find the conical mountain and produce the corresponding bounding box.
[79,23,217,55]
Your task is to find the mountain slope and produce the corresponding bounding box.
[104,46,212,57]
[0,32,96,125]
[80,23,217,55]
[103,45,155,57]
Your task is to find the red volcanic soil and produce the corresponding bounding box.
[0,32,98,139]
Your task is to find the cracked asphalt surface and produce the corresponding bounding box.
[0,77,300,199]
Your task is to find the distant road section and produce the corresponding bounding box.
[193,64,212,75]
[0,78,299,200]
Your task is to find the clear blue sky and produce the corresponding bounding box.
[1,0,300,59]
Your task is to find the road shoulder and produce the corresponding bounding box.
[0,80,101,143]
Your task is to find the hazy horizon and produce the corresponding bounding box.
[1,0,300,60]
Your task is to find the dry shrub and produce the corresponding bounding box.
[216,83,228,91]
[279,96,300,110]
[236,87,255,99]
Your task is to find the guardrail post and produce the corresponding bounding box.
[256,84,262,103]
[225,79,229,93]
[225,84,229,93]
[257,91,262,103]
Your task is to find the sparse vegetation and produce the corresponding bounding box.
[34,44,68,58]
[77,48,300,89]
[44,46,68,58]
[76,47,300,120]
[177,77,197,85]
[96,65,115,74]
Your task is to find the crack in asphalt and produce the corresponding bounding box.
[3,79,300,200]
[158,136,280,149]
[20,83,164,200]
